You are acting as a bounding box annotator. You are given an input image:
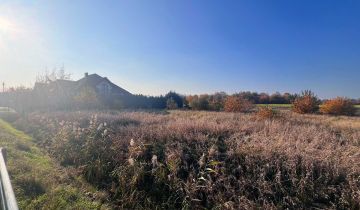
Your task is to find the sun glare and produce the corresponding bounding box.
[0,17,19,34]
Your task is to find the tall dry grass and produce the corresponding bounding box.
[12,110,360,209]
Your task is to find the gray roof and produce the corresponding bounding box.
[35,73,131,96]
[77,74,131,95]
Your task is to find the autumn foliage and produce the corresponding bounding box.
[292,90,319,114]
[320,97,356,116]
[224,96,254,112]
[256,106,278,119]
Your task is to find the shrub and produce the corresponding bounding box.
[224,96,254,112]
[256,106,277,119]
[320,97,356,116]
[166,98,178,109]
[292,90,319,114]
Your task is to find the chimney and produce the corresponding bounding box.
[85,72,88,77]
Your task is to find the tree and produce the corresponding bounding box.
[292,90,319,114]
[208,92,226,111]
[224,96,254,112]
[259,93,270,104]
[320,97,356,116]
[270,92,286,104]
[188,95,199,110]
[165,92,184,108]
[198,95,210,110]
[187,95,210,110]
[36,66,71,84]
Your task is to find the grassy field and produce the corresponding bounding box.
[0,118,110,209]
[4,110,359,209]
[257,104,360,115]
[257,104,292,108]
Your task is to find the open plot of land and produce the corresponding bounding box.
[4,110,359,209]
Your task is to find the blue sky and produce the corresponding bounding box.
[0,0,359,98]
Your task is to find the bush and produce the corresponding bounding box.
[256,106,277,119]
[224,96,254,112]
[320,97,356,116]
[166,98,178,109]
[292,90,319,114]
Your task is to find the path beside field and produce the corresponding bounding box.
[0,119,109,209]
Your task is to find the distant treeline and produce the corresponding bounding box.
[0,87,359,112]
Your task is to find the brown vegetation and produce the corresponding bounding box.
[292,90,319,114]
[9,110,360,209]
[320,97,356,116]
[224,96,254,112]
[256,106,278,119]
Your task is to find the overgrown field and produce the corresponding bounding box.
[0,118,110,209]
[6,110,360,209]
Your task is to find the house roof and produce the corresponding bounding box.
[77,74,104,88]
[77,74,131,95]
[52,79,76,88]
[34,73,131,96]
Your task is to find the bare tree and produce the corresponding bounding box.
[36,65,72,83]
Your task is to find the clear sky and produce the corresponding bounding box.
[0,0,359,98]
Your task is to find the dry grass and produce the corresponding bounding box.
[10,110,360,209]
[0,119,107,209]
[224,96,254,112]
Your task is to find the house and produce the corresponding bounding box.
[33,73,131,109]
[77,73,131,97]
[34,73,131,98]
